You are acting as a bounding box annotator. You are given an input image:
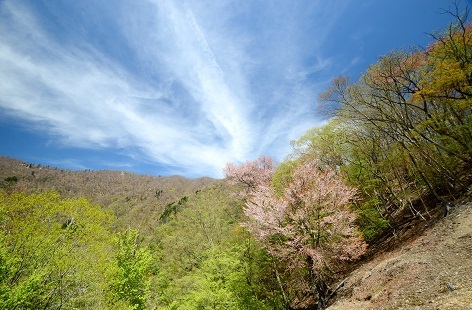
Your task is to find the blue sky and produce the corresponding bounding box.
[0,0,467,178]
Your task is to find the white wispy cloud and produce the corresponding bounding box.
[0,0,349,177]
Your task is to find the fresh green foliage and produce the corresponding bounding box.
[290,119,349,170]
[355,204,390,242]
[270,160,296,197]
[0,189,113,309]
[154,184,283,309]
[176,246,269,310]
[109,229,152,310]
[286,5,471,243]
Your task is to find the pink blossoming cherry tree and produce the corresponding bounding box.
[225,156,367,309]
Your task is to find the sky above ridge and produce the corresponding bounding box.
[0,0,467,178]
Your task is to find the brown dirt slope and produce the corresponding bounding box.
[328,197,472,310]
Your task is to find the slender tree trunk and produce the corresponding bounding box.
[272,259,289,308]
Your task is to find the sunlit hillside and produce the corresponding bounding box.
[0,156,217,233]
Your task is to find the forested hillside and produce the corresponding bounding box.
[0,157,285,309]
[1,4,471,310]
[0,156,216,234]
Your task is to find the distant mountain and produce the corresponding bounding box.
[0,156,219,233]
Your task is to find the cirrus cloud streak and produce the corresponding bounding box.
[0,0,348,177]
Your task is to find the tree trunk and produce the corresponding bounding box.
[272,260,289,308]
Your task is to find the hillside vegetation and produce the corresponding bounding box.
[0,157,285,309]
[1,3,471,310]
[0,156,216,234]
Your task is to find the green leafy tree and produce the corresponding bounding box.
[0,189,113,309]
[290,119,349,171]
[154,185,242,306]
[177,246,271,310]
[318,6,471,222]
[109,229,152,310]
[271,160,296,197]
[154,184,283,309]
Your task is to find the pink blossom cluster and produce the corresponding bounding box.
[226,156,367,276]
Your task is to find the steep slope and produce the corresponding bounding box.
[328,196,472,310]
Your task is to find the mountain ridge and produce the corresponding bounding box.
[0,155,219,233]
